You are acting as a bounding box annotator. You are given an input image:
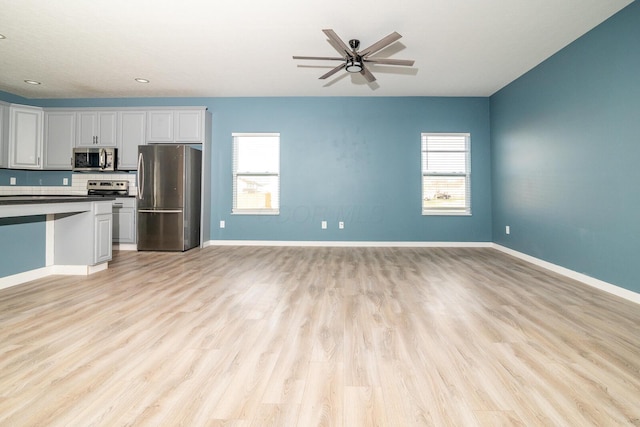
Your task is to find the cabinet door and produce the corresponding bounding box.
[77,111,117,146]
[9,105,43,169]
[175,110,203,142]
[147,111,174,142]
[76,112,98,146]
[118,111,146,169]
[0,104,7,168]
[113,204,136,243]
[94,214,113,264]
[44,111,75,169]
[98,112,117,146]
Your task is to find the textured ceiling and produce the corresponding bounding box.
[0,0,633,99]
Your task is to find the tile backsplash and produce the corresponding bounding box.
[0,173,137,196]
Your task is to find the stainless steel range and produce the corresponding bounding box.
[87,180,130,197]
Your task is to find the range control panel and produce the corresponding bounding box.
[87,180,130,196]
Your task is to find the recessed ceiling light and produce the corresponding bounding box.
[0,34,6,39]
[24,80,41,85]
[135,78,150,83]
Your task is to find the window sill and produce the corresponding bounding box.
[232,210,280,216]
[422,211,471,216]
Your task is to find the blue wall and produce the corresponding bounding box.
[0,169,72,186]
[209,97,491,242]
[30,96,493,243]
[0,216,46,277]
[491,1,640,293]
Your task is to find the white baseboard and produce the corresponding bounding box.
[52,263,108,276]
[0,263,108,291]
[0,267,52,290]
[203,240,493,248]
[492,244,640,305]
[113,243,137,251]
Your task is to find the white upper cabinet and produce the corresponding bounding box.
[0,103,8,168]
[147,108,205,143]
[8,104,44,169]
[44,111,76,170]
[118,110,146,170]
[175,110,203,142]
[147,110,174,142]
[76,111,117,146]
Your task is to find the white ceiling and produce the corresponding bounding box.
[0,0,633,99]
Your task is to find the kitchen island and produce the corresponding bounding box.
[0,196,114,289]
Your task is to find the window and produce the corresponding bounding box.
[421,133,471,215]
[232,133,280,214]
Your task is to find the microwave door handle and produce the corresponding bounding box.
[137,152,144,200]
[99,149,106,170]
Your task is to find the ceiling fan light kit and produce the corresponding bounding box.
[345,58,363,73]
[294,29,415,83]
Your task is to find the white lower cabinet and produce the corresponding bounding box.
[53,200,113,266]
[94,212,113,264]
[113,197,136,244]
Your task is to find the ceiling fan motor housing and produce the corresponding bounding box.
[293,30,414,83]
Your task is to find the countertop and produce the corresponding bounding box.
[0,195,115,205]
[0,196,116,219]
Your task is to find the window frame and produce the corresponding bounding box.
[232,132,280,215]
[421,132,471,216]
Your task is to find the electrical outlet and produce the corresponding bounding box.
[339,221,344,229]
[505,225,510,235]
[63,178,69,186]
[321,221,327,229]
[10,177,16,185]
[220,220,225,229]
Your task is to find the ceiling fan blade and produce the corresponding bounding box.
[319,63,347,79]
[360,66,376,83]
[360,32,402,57]
[322,29,353,57]
[364,58,415,66]
[293,56,346,61]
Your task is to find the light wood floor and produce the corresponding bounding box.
[0,246,638,426]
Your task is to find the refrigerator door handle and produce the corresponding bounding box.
[138,209,183,214]
[137,152,144,200]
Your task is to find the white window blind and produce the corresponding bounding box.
[421,133,471,215]
[232,133,280,214]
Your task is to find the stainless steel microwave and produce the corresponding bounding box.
[72,147,117,171]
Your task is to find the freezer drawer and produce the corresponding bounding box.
[137,210,185,251]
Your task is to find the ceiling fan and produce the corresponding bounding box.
[293,29,415,83]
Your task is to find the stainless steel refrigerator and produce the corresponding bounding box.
[137,145,202,251]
